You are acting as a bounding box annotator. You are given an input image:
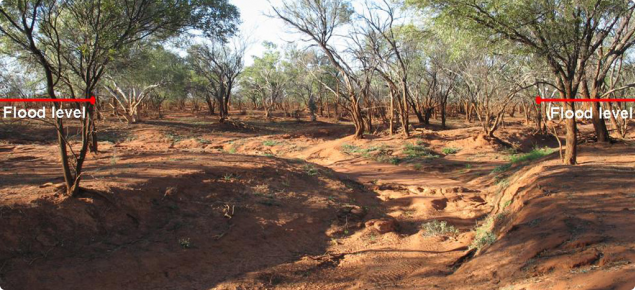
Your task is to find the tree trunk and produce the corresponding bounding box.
[351,94,365,139]
[205,95,215,115]
[401,81,410,138]
[441,102,447,129]
[389,89,395,135]
[581,81,609,142]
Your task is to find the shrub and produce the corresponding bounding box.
[472,231,497,250]
[304,164,319,176]
[442,147,461,155]
[470,216,497,250]
[422,220,459,237]
[492,163,512,173]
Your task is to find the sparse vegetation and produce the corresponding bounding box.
[110,148,118,165]
[509,148,555,164]
[0,0,630,288]
[263,140,281,147]
[422,220,459,237]
[197,138,211,145]
[179,238,191,249]
[341,144,362,154]
[492,163,512,174]
[165,132,183,143]
[403,142,435,159]
[303,164,319,176]
[492,147,555,174]
[470,216,497,250]
[442,147,461,155]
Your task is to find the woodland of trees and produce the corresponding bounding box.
[2,0,635,195]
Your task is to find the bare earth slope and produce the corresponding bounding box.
[1,115,634,289]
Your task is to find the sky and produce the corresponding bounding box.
[231,0,298,65]
[230,0,408,66]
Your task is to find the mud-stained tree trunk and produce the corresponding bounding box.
[560,83,578,165]
[400,80,410,137]
[389,88,395,135]
[580,77,610,143]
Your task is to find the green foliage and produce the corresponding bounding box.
[509,148,554,164]
[442,147,461,155]
[422,220,459,237]
[197,138,211,145]
[165,132,183,143]
[341,144,397,164]
[240,42,286,109]
[492,163,512,174]
[492,147,554,174]
[402,143,439,160]
[108,45,190,106]
[502,199,514,212]
[470,216,497,250]
[341,144,362,154]
[304,164,319,176]
[263,140,281,147]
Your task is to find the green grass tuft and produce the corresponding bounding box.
[491,147,554,174]
[262,140,281,147]
[442,147,461,155]
[509,147,554,164]
[422,220,459,237]
[304,164,319,176]
[492,163,512,173]
[402,143,439,160]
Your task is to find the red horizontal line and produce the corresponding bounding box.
[0,96,95,105]
[536,95,635,104]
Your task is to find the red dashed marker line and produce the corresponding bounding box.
[536,95,635,104]
[0,96,96,105]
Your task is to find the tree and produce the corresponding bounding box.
[104,46,187,123]
[272,0,367,138]
[240,42,287,119]
[0,0,239,196]
[188,37,245,122]
[409,0,635,164]
[458,53,532,137]
[359,0,416,137]
[283,46,321,121]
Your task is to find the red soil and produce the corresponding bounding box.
[0,113,634,289]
